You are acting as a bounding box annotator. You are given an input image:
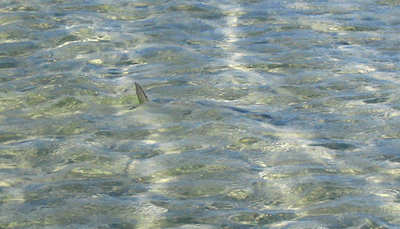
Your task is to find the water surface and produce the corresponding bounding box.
[1,0,400,228]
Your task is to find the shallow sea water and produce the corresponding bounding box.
[1,0,400,228]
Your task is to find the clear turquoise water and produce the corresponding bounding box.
[1,0,400,228]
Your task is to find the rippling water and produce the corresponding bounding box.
[1,0,400,228]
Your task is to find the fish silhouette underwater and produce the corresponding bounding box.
[133,83,288,126]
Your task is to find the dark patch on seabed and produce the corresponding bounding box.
[310,142,357,150]
[363,97,388,104]
[0,58,17,69]
[196,100,289,126]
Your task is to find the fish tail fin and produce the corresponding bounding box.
[135,82,149,104]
